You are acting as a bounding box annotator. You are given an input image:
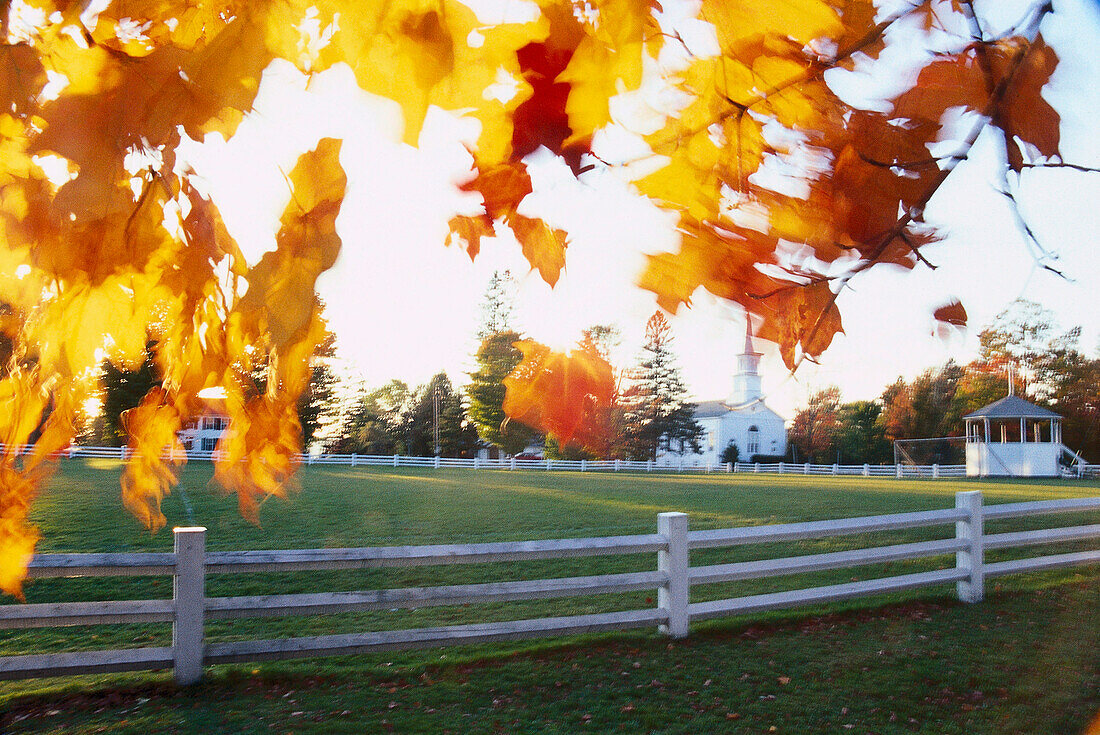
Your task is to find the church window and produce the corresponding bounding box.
[747,426,760,455]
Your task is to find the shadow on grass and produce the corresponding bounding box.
[4,581,1097,735]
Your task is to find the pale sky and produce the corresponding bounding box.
[177,0,1100,421]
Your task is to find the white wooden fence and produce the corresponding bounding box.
[7,443,1099,477]
[2,491,1097,684]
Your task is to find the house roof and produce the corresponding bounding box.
[693,398,784,422]
[694,400,731,419]
[963,394,1060,420]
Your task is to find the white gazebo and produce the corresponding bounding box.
[964,395,1062,477]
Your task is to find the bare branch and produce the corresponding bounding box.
[994,179,1067,280]
[1016,162,1100,174]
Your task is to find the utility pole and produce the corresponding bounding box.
[433,385,441,457]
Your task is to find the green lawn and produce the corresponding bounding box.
[2,460,1098,733]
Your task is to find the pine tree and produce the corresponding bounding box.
[467,330,536,455]
[477,270,516,339]
[328,379,410,455]
[467,272,537,455]
[401,373,478,457]
[99,342,160,447]
[623,312,703,461]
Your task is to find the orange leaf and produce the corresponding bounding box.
[933,300,967,327]
[757,281,843,369]
[507,214,568,288]
[460,162,533,220]
[932,299,967,339]
[990,36,1060,170]
[503,339,615,450]
[447,214,495,260]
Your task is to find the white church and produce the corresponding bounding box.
[658,321,787,467]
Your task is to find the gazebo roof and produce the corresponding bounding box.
[963,394,1060,420]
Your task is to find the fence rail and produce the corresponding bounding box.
[4,443,1098,478]
[2,491,1097,684]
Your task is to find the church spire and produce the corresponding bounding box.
[743,315,759,356]
[729,315,763,406]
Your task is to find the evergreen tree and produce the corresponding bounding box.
[99,343,160,446]
[401,373,478,457]
[623,312,702,460]
[328,379,410,455]
[467,330,536,455]
[477,270,516,338]
[467,272,537,455]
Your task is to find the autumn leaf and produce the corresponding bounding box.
[460,162,533,220]
[236,138,346,349]
[932,299,967,339]
[989,36,1060,170]
[508,214,568,288]
[120,388,185,533]
[933,300,967,328]
[447,214,495,260]
[503,339,615,450]
[757,281,844,369]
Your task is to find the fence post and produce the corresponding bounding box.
[863,463,869,477]
[173,526,206,685]
[393,454,399,467]
[932,463,939,479]
[510,457,516,471]
[955,491,984,603]
[351,453,357,467]
[657,512,689,639]
[896,463,903,478]
[832,463,838,475]
[647,459,652,472]
[726,462,732,473]
[546,459,552,471]
[434,455,441,469]
[778,462,784,474]
[615,459,620,472]
[804,462,809,475]
[581,459,587,472]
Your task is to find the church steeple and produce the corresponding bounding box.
[729,317,763,406]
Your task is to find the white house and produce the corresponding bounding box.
[177,402,230,453]
[658,321,787,466]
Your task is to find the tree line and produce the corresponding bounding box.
[92,294,1094,466]
[328,273,704,460]
[788,301,1098,464]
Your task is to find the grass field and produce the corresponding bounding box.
[2,460,1098,733]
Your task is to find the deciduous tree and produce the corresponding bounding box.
[789,386,841,463]
[835,400,890,464]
